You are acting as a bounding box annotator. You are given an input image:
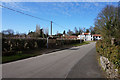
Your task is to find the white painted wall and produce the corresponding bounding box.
[78,33,102,41]
[78,34,93,41]
[93,36,101,40]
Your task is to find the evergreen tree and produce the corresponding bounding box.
[63,30,66,34]
[86,29,89,33]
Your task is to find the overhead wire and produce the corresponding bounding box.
[53,22,69,30]
[0,4,51,22]
[0,4,70,30]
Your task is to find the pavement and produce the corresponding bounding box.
[2,42,104,78]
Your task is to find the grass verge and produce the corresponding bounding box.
[2,41,90,63]
[71,41,90,47]
[2,52,40,63]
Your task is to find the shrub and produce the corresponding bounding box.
[2,38,83,56]
[96,40,120,69]
[2,38,47,56]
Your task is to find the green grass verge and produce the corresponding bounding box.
[2,41,90,63]
[85,41,96,43]
[71,41,90,47]
[2,53,39,63]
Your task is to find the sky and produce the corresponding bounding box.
[1,2,118,35]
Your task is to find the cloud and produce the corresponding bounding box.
[94,2,99,6]
[50,2,78,16]
[43,2,107,16]
[3,2,36,13]
[41,2,73,16]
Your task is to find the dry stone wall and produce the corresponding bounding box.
[100,56,118,78]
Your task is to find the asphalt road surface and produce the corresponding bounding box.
[2,42,104,78]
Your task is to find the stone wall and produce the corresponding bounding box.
[100,56,118,78]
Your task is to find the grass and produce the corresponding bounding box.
[2,53,40,63]
[2,41,90,63]
[71,41,90,47]
[2,48,46,63]
[85,40,96,42]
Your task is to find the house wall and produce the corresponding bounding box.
[78,34,102,41]
[78,34,93,41]
[93,36,101,40]
[85,35,93,41]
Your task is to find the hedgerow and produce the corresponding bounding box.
[2,38,47,56]
[96,40,120,70]
[2,38,83,56]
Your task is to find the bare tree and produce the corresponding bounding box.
[74,27,78,34]
[83,27,85,33]
[89,26,95,34]
[94,5,120,41]
[79,27,83,34]
[44,27,49,37]
[67,29,74,35]
[2,29,14,35]
[2,29,14,37]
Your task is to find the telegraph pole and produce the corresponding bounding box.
[51,21,52,36]
[47,21,52,48]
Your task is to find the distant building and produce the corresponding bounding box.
[93,34,102,41]
[61,34,78,40]
[78,33,101,41]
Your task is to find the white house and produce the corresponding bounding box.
[93,34,102,41]
[78,33,101,41]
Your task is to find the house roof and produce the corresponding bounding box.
[61,35,78,38]
[93,34,101,36]
[69,36,78,38]
[80,33,90,35]
[84,33,89,35]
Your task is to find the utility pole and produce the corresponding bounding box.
[51,21,52,36]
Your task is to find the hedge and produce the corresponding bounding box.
[2,38,83,56]
[96,40,120,69]
[2,38,47,56]
[56,39,83,45]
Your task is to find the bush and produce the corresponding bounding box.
[96,40,120,69]
[2,38,47,56]
[56,39,83,46]
[2,38,83,56]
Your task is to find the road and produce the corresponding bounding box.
[2,42,104,78]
